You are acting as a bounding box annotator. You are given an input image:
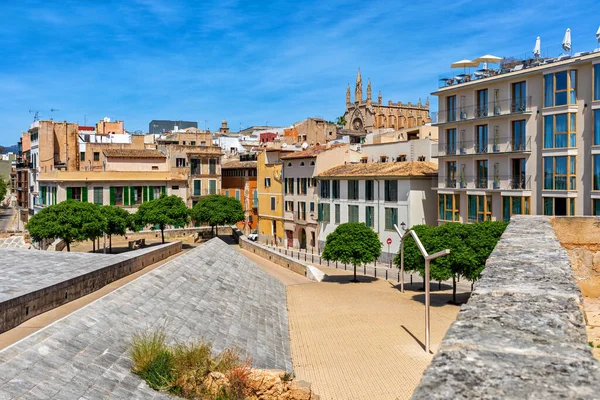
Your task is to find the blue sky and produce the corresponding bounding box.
[1,0,599,144]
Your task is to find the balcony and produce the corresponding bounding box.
[434,97,532,125]
[436,175,531,190]
[437,136,531,157]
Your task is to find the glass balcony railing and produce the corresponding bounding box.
[434,97,532,124]
[437,136,531,157]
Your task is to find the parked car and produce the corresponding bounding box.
[248,230,258,241]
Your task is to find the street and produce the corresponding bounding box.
[0,207,15,232]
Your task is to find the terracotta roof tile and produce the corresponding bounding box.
[318,161,437,178]
[102,149,166,159]
[222,159,257,169]
[280,144,345,159]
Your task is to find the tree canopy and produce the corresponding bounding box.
[394,221,507,302]
[322,222,382,282]
[0,178,7,202]
[26,200,105,251]
[135,195,189,243]
[190,195,244,236]
[101,205,132,252]
[336,115,347,126]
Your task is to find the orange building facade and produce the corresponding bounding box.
[221,154,258,233]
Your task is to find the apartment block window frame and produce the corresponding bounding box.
[594,109,600,146]
[446,95,457,122]
[114,187,124,206]
[476,160,488,189]
[297,201,306,221]
[468,195,492,223]
[193,180,202,196]
[93,152,100,162]
[80,152,85,162]
[365,206,375,228]
[93,187,103,205]
[264,177,271,188]
[543,156,576,191]
[512,81,527,112]
[543,113,576,149]
[320,180,330,198]
[446,128,457,155]
[348,205,359,223]
[476,125,488,153]
[270,196,276,211]
[595,64,600,101]
[285,200,294,212]
[384,180,398,202]
[384,207,398,231]
[438,193,460,222]
[334,204,340,224]
[133,186,143,204]
[209,159,217,175]
[208,179,217,195]
[502,196,530,222]
[365,180,374,201]
[175,158,186,168]
[347,180,359,200]
[512,120,526,151]
[446,161,457,188]
[544,70,577,107]
[332,180,340,199]
[476,89,488,117]
[318,203,331,223]
[593,154,600,191]
[543,197,575,216]
[593,199,600,216]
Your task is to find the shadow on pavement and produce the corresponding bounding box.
[401,325,427,352]
[321,274,378,285]
[410,291,471,307]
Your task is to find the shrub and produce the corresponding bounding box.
[171,340,214,398]
[139,350,174,391]
[130,329,168,374]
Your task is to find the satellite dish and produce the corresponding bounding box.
[281,143,287,148]
[302,142,309,149]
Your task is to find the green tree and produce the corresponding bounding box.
[190,194,244,237]
[0,178,7,202]
[101,205,131,253]
[322,222,382,282]
[463,221,508,286]
[26,200,104,251]
[336,115,347,127]
[135,195,189,243]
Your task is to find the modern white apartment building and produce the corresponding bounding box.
[280,143,357,250]
[434,50,600,222]
[317,162,437,262]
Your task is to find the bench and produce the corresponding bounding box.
[128,238,146,250]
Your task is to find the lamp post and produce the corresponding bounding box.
[394,223,450,353]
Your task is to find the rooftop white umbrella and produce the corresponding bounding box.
[596,26,600,45]
[450,59,478,74]
[562,28,571,52]
[533,36,541,58]
[473,54,503,70]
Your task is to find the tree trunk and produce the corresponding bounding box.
[452,275,457,304]
[216,224,219,237]
[471,281,474,291]
[109,235,112,253]
[66,241,70,252]
[161,226,165,243]
[92,239,95,253]
[438,280,441,291]
[352,264,357,282]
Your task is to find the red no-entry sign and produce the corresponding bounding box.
[386,238,392,245]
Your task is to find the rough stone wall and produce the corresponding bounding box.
[412,215,600,399]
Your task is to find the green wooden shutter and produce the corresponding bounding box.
[66,187,73,200]
[161,186,166,196]
[129,187,135,204]
[149,186,154,201]
[284,179,288,194]
[110,187,116,205]
[52,187,57,205]
[123,187,129,206]
[318,204,323,221]
[143,186,148,202]
[209,180,216,195]
[82,187,88,203]
[253,190,258,208]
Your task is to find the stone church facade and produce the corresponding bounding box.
[343,69,431,133]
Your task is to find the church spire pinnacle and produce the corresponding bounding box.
[346,83,351,104]
[355,67,363,103]
[367,78,372,102]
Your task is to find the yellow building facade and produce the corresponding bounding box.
[257,148,292,245]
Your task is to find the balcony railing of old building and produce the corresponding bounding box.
[437,136,531,157]
[434,97,532,125]
[437,174,531,190]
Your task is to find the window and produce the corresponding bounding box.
[396,155,407,162]
[320,180,330,198]
[93,187,103,205]
[468,195,491,222]
[446,129,457,155]
[298,178,308,195]
[593,199,600,216]
[384,180,398,202]
[80,152,85,161]
[190,159,200,175]
[225,190,230,197]
[193,180,202,196]
[446,95,456,122]
[365,206,374,228]
[235,190,240,201]
[544,70,576,107]
[133,186,143,204]
[68,187,83,202]
[476,160,488,188]
[365,180,374,201]
[297,201,306,220]
[476,125,488,153]
[176,158,186,167]
[253,190,258,208]
[348,205,359,222]
[114,187,123,206]
[318,203,330,222]
[209,180,216,195]
[172,186,179,190]
[502,196,530,222]
[285,201,294,212]
[93,152,100,162]
[543,113,576,148]
[310,202,315,212]
[152,166,158,170]
[594,154,600,191]
[300,162,305,167]
[511,158,527,189]
[347,181,359,200]
[438,194,460,221]
[209,159,217,174]
[512,120,526,151]
[594,109,600,146]
[476,89,488,117]
[39,186,46,205]
[264,177,271,188]
[332,181,340,199]
[512,82,527,112]
[384,208,398,230]
[310,161,315,166]
[270,196,276,211]
[543,156,576,190]
[190,141,196,146]
[543,197,575,216]
[335,204,340,224]
[446,161,457,188]
[595,64,600,101]
[284,178,294,194]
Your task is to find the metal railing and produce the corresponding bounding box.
[434,97,532,124]
[438,136,531,156]
[436,174,531,190]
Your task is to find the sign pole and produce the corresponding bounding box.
[400,240,405,293]
[425,258,430,353]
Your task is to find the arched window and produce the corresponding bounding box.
[287,162,292,167]
[310,161,315,166]
[300,161,305,166]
